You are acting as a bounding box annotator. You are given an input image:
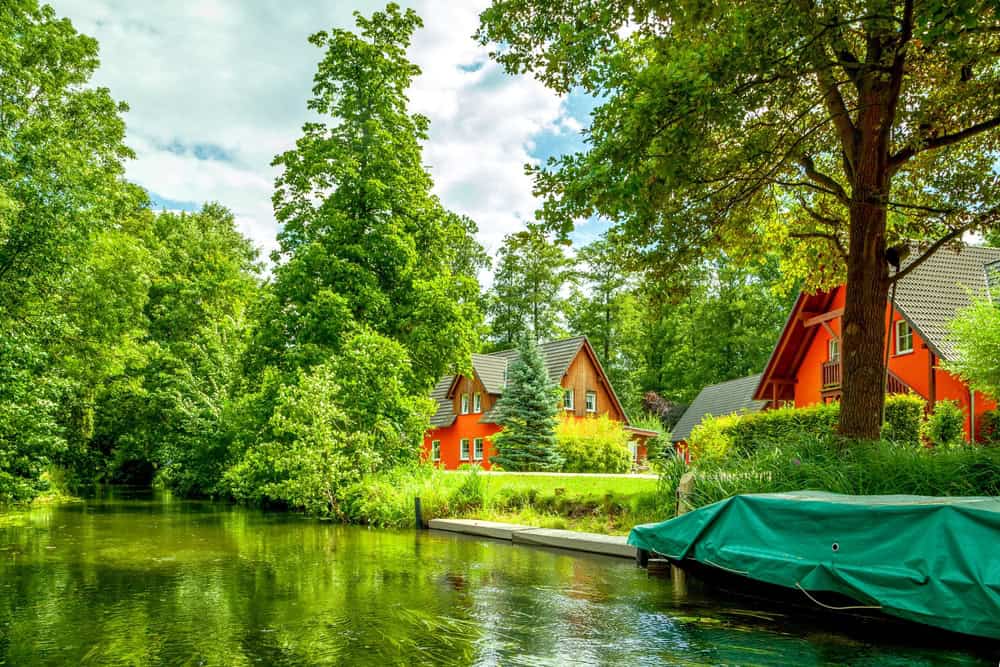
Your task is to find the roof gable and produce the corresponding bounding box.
[672,374,766,442]
[893,244,1000,360]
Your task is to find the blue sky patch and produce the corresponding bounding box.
[147,190,201,212]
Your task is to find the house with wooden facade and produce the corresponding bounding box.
[423,336,657,469]
[753,243,999,441]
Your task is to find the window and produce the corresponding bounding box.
[460,393,469,414]
[895,319,913,355]
[473,392,482,413]
[473,438,484,461]
[628,441,638,462]
[563,389,574,410]
[460,439,470,460]
[585,391,597,413]
[828,337,840,363]
[431,440,441,462]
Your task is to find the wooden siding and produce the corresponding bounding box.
[451,373,495,416]
[559,348,626,421]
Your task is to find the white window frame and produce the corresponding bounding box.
[895,319,913,355]
[460,438,470,461]
[473,438,484,461]
[431,440,441,462]
[473,392,482,413]
[563,389,574,411]
[460,393,469,415]
[585,391,597,413]
[828,337,840,363]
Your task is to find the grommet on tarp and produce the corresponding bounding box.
[832,542,840,552]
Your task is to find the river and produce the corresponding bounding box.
[0,490,992,665]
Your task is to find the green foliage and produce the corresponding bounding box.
[0,1,136,502]
[689,397,931,462]
[946,299,1000,399]
[266,3,483,390]
[676,436,1000,512]
[882,394,926,446]
[980,410,1000,447]
[630,413,673,467]
[490,336,563,471]
[486,226,571,349]
[923,400,967,450]
[478,0,1000,441]
[641,257,793,403]
[554,414,632,473]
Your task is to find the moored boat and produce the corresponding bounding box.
[628,491,1000,640]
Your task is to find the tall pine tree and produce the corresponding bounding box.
[489,336,562,471]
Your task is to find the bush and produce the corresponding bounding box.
[980,410,1000,447]
[883,393,926,446]
[923,400,966,449]
[630,413,674,466]
[689,397,930,462]
[554,414,632,473]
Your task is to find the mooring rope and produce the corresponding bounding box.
[702,558,749,576]
[795,582,883,611]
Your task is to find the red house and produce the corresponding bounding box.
[755,244,999,440]
[422,336,657,469]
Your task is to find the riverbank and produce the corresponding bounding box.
[341,465,670,535]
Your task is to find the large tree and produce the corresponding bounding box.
[267,4,483,391]
[479,1,1000,439]
[486,226,571,348]
[0,1,135,500]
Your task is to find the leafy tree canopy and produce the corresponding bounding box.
[267,3,484,390]
[478,0,1000,438]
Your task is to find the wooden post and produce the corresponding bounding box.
[636,548,650,568]
[672,472,696,592]
[414,496,424,530]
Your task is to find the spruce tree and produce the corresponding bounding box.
[489,336,563,471]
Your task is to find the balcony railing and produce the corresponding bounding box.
[822,360,841,388]
[822,360,915,396]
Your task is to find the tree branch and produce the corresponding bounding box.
[798,155,850,204]
[889,206,1000,283]
[790,231,848,261]
[890,115,1000,172]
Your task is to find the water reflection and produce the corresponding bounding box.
[0,491,992,666]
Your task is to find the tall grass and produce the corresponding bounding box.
[338,465,670,534]
[685,433,1000,508]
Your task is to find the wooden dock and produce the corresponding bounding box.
[428,518,635,559]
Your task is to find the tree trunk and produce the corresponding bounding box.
[839,90,892,441]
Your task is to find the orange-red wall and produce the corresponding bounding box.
[423,415,500,470]
[792,286,996,440]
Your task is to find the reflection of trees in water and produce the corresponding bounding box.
[0,499,988,665]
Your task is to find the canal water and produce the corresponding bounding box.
[0,490,993,666]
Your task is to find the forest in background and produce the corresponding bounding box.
[0,3,788,507]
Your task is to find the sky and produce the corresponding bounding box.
[50,0,604,263]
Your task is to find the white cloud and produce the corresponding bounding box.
[49,0,581,263]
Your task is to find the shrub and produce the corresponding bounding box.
[883,393,926,446]
[980,410,1000,446]
[554,414,633,473]
[726,402,840,453]
[630,413,674,466]
[687,413,741,462]
[923,400,967,448]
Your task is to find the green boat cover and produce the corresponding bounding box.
[628,491,1000,639]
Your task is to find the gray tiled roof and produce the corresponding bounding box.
[471,354,507,394]
[486,336,586,384]
[426,337,588,425]
[671,374,766,443]
[894,244,1000,361]
[428,375,457,427]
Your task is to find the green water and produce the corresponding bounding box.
[0,490,993,666]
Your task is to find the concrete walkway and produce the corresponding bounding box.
[428,518,635,559]
[439,470,658,480]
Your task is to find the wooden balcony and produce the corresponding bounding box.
[821,360,915,396]
[822,360,841,388]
